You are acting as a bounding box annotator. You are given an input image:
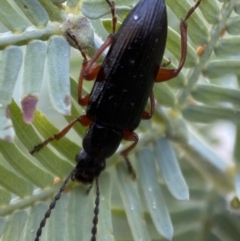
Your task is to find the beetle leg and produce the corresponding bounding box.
[84,35,114,76]
[120,131,139,179]
[78,60,102,106]
[66,33,101,106]
[30,115,92,155]
[79,34,114,106]
[105,0,117,34]
[78,35,113,106]
[65,29,101,106]
[65,30,88,60]
[83,0,118,75]
[65,30,101,79]
[70,0,117,106]
[155,0,202,82]
[155,67,179,82]
[142,91,155,119]
[65,29,110,106]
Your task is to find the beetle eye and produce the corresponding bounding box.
[75,150,88,163]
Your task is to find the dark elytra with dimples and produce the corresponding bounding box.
[87,0,167,130]
[32,0,203,240]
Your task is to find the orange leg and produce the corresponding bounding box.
[83,0,117,75]
[77,60,101,106]
[142,91,155,120]
[30,115,92,155]
[120,131,139,179]
[155,0,202,82]
[78,34,115,106]
[66,22,115,106]
[64,0,118,106]
[78,0,119,105]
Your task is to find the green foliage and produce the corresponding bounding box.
[0,0,240,241]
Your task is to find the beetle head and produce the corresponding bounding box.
[73,150,106,184]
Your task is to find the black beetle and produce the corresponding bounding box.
[32,0,202,240]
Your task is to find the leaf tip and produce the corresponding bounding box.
[21,95,38,124]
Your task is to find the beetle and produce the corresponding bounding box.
[32,0,202,240]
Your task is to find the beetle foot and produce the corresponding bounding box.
[124,156,137,180]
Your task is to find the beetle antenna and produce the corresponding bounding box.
[34,167,76,241]
[91,177,100,241]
